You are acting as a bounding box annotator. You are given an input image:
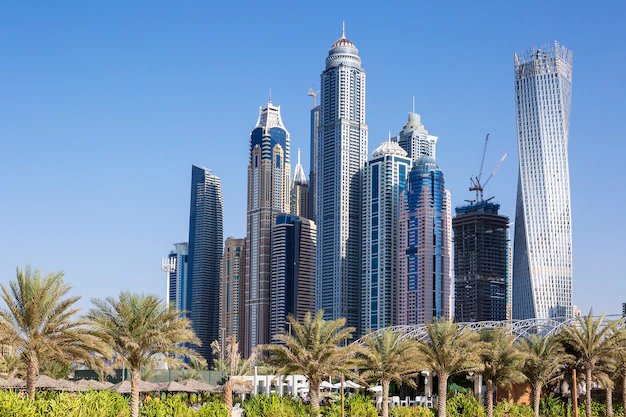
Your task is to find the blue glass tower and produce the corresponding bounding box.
[398,156,452,324]
[187,166,223,361]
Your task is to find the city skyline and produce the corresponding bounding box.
[2,2,625,318]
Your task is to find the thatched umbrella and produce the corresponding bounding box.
[179,379,220,393]
[74,379,109,391]
[214,382,252,395]
[157,380,197,393]
[0,377,25,389]
[109,380,159,394]
[33,375,77,391]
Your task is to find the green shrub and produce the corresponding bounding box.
[446,392,485,417]
[494,399,534,417]
[539,393,567,417]
[390,405,435,417]
[321,395,377,417]
[243,394,310,417]
[197,401,229,417]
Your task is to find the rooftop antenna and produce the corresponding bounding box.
[388,131,391,143]
[342,21,345,38]
[469,134,508,202]
[297,148,301,165]
[308,86,320,108]
[412,96,415,113]
[269,88,272,104]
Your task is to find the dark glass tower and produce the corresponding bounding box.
[270,214,316,340]
[187,165,223,361]
[453,202,509,322]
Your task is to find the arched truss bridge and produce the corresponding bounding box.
[357,315,624,344]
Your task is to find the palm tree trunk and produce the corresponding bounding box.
[486,379,494,417]
[586,368,592,417]
[622,368,626,417]
[437,373,448,417]
[533,385,541,417]
[606,386,613,417]
[224,381,233,413]
[26,353,37,398]
[382,379,391,417]
[130,367,140,417]
[310,379,321,415]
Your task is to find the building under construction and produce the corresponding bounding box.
[453,201,509,322]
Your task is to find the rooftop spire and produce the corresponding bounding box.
[342,21,345,38]
[269,88,272,104]
[412,96,415,113]
[388,131,391,143]
[298,148,301,165]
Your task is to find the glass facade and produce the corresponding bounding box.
[513,42,573,319]
[316,31,368,335]
[245,102,291,356]
[398,156,452,325]
[361,141,411,331]
[187,166,223,361]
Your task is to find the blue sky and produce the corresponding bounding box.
[1,1,624,316]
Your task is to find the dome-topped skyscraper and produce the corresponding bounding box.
[316,23,368,334]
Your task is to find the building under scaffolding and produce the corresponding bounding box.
[453,201,509,322]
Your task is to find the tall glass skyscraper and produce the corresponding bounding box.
[270,214,316,341]
[394,112,438,162]
[316,28,368,334]
[309,104,320,223]
[361,140,411,331]
[220,237,245,349]
[245,101,291,356]
[513,41,573,319]
[398,156,452,325]
[290,149,310,219]
[163,242,188,312]
[187,166,223,361]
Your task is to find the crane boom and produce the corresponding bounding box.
[477,134,489,180]
[482,153,508,189]
[308,86,320,108]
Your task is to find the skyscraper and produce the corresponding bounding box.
[513,41,574,319]
[398,156,452,325]
[245,101,291,355]
[395,112,438,162]
[453,202,509,323]
[270,214,316,340]
[290,149,310,219]
[187,166,223,361]
[361,140,411,331]
[309,95,320,223]
[220,237,245,348]
[163,242,188,312]
[316,26,368,333]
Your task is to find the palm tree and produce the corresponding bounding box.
[0,265,108,397]
[354,328,422,417]
[519,334,572,417]
[414,318,483,417]
[86,291,204,417]
[611,324,626,417]
[262,310,355,415]
[479,327,526,417]
[0,353,24,380]
[211,334,256,414]
[561,311,621,417]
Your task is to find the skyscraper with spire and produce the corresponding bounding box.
[244,100,290,356]
[316,24,368,334]
[290,149,310,219]
[513,42,574,319]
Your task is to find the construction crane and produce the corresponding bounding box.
[308,86,320,108]
[469,134,508,203]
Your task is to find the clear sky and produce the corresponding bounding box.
[1,1,625,316]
